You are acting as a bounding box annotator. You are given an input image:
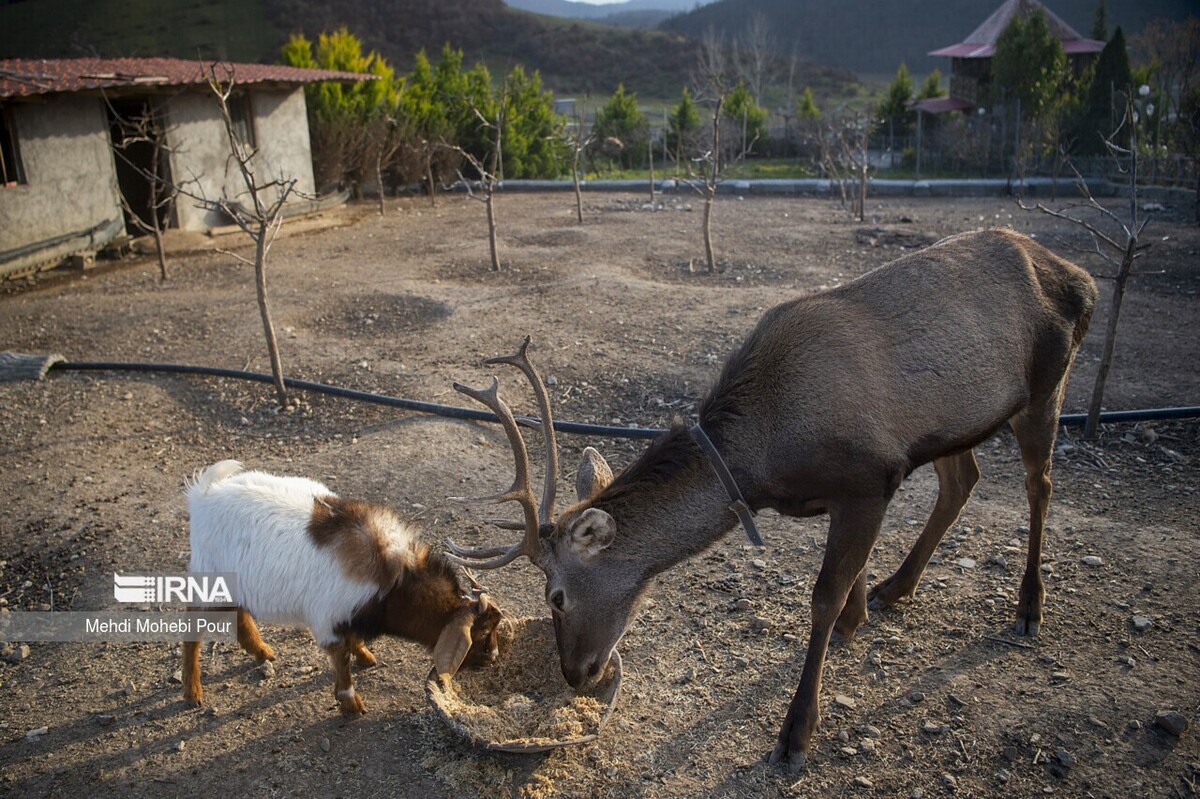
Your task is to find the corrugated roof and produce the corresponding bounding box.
[0,57,373,99]
[928,0,1104,59]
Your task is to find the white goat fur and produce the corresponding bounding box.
[187,460,416,646]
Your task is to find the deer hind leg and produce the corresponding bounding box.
[869,450,980,610]
[236,608,276,663]
[325,639,367,716]
[770,498,887,773]
[833,568,868,641]
[1009,397,1063,637]
[349,636,377,668]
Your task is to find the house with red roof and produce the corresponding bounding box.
[0,57,367,279]
[915,0,1105,115]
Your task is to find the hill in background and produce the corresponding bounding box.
[661,0,1198,76]
[0,0,854,103]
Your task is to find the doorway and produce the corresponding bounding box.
[107,98,173,235]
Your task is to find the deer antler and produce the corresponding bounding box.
[482,336,559,523]
[446,337,560,569]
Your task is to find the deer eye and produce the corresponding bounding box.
[549,589,566,613]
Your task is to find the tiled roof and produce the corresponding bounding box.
[928,0,1104,59]
[0,57,373,99]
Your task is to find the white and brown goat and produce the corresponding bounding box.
[448,229,1098,772]
[182,460,504,715]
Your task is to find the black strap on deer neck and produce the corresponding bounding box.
[690,424,763,547]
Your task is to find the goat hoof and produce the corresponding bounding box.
[354,653,378,669]
[184,694,203,708]
[789,750,808,774]
[255,647,276,663]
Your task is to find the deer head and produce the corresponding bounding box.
[448,337,635,689]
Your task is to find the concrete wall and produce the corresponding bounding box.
[0,95,122,252]
[166,86,315,231]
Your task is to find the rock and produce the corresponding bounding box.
[175,740,186,752]
[941,773,958,789]
[1055,748,1076,768]
[859,738,876,753]
[840,746,858,757]
[908,691,925,703]
[853,776,874,788]
[922,721,948,734]
[1154,710,1188,737]
[1050,671,1072,683]
[861,724,882,738]
[121,680,136,696]
[1081,555,1103,567]
[26,727,48,740]
[734,598,752,611]
[751,558,767,570]
[834,694,857,710]
[5,644,30,663]
[320,737,331,753]
[957,557,977,569]
[96,715,116,727]
[258,660,275,679]
[997,768,1011,783]
[168,670,183,685]
[1131,615,1153,632]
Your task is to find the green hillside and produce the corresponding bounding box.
[1,0,840,101]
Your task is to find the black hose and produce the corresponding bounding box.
[49,360,1198,439]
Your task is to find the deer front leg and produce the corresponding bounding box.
[771,499,885,773]
[325,639,366,716]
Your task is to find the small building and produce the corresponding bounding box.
[916,0,1105,115]
[0,57,366,279]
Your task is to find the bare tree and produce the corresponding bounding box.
[449,86,509,272]
[682,29,741,273]
[106,98,177,281]
[564,111,595,224]
[736,12,777,107]
[1018,88,1154,438]
[815,113,870,221]
[363,115,405,216]
[187,65,301,408]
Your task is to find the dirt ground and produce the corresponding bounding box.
[0,190,1197,799]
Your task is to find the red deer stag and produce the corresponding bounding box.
[449,229,1098,773]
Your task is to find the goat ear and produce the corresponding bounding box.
[432,617,473,684]
[575,447,614,501]
[567,507,617,558]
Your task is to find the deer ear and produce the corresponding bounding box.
[432,616,473,684]
[567,507,617,558]
[575,447,613,501]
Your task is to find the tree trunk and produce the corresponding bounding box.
[1084,240,1135,439]
[253,229,288,408]
[648,137,655,205]
[375,149,385,217]
[572,145,583,224]
[486,186,500,271]
[425,153,437,208]
[703,186,716,274]
[150,134,168,281]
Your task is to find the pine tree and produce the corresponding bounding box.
[1090,0,1109,42]
[1072,27,1131,155]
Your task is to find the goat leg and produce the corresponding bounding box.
[326,640,367,716]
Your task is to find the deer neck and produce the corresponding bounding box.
[597,425,743,576]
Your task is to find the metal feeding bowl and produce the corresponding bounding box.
[425,617,622,753]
